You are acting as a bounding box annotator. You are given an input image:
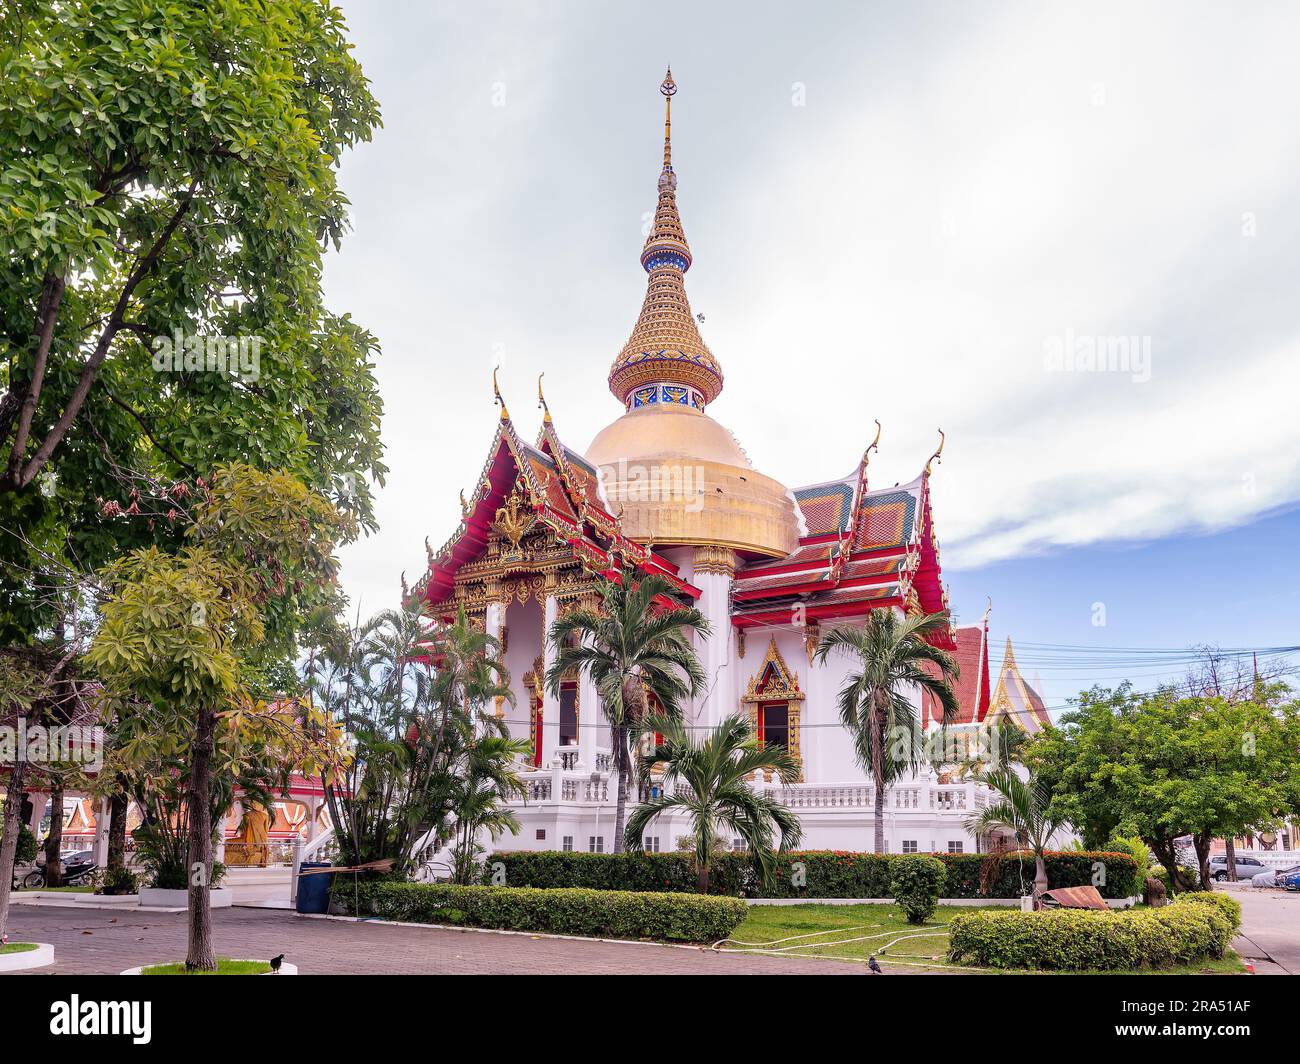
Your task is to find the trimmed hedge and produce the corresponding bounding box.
[480,850,1141,900]
[1177,890,1242,934]
[334,881,747,943]
[946,897,1235,971]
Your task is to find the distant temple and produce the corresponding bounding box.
[410,70,1044,854]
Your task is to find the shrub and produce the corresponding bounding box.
[98,866,140,896]
[1177,890,1242,934]
[890,854,945,923]
[334,881,748,943]
[947,901,1234,971]
[1103,835,1151,885]
[15,826,38,865]
[481,849,1139,900]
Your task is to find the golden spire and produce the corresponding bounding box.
[493,365,509,420]
[924,428,946,477]
[608,68,723,409]
[537,372,551,424]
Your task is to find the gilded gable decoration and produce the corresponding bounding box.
[741,636,804,781]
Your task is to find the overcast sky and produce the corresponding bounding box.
[323,0,1300,703]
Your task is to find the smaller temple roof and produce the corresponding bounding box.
[730,429,954,648]
[921,621,992,728]
[985,637,1052,733]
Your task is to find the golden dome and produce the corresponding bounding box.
[585,405,799,559]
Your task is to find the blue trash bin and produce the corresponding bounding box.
[295,862,334,914]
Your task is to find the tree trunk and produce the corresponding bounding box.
[871,689,888,854]
[184,706,218,971]
[697,859,709,894]
[0,756,30,940]
[873,780,886,855]
[1033,853,1049,909]
[107,791,128,873]
[612,724,628,854]
[1192,831,1213,891]
[1224,836,1237,882]
[43,779,64,887]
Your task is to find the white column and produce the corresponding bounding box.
[484,599,504,739]
[92,797,111,867]
[577,650,600,772]
[27,793,46,834]
[690,548,736,731]
[541,593,559,765]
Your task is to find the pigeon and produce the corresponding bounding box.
[270,954,284,974]
[867,956,883,974]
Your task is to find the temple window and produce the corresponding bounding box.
[760,702,789,750]
[559,683,578,746]
[902,840,919,854]
[741,637,805,780]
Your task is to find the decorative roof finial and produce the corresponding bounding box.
[493,365,509,420]
[537,372,551,424]
[660,66,676,169]
[924,428,946,477]
[862,419,882,467]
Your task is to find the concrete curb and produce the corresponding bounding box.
[0,943,55,971]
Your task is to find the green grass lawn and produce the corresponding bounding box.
[16,885,93,893]
[720,903,1246,974]
[1,942,40,955]
[140,958,273,975]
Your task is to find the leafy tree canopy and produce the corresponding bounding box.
[0,0,385,640]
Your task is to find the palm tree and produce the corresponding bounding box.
[625,714,803,892]
[965,768,1067,908]
[547,567,711,852]
[816,610,961,854]
[447,733,530,884]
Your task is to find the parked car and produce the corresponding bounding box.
[1209,854,1268,881]
[1250,869,1277,887]
[1277,865,1300,891]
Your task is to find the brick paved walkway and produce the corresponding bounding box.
[2,906,933,975]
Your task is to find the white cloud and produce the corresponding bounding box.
[328,0,1300,615]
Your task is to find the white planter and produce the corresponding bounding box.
[121,959,297,975]
[139,887,232,909]
[81,892,140,905]
[0,943,54,971]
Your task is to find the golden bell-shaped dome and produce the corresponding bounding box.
[586,405,798,559]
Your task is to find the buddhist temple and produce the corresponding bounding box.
[409,70,1027,854]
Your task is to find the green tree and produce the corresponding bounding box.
[815,611,960,854]
[87,464,350,970]
[1028,684,1300,891]
[547,568,710,853]
[624,714,803,893]
[965,768,1068,907]
[313,603,515,875]
[0,0,385,640]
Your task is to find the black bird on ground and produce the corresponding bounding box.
[270,954,285,974]
[867,956,883,974]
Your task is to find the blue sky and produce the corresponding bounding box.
[323,1,1300,709]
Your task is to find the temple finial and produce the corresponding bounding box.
[537,372,551,424]
[862,419,882,467]
[660,67,676,170]
[493,365,509,420]
[924,428,946,477]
